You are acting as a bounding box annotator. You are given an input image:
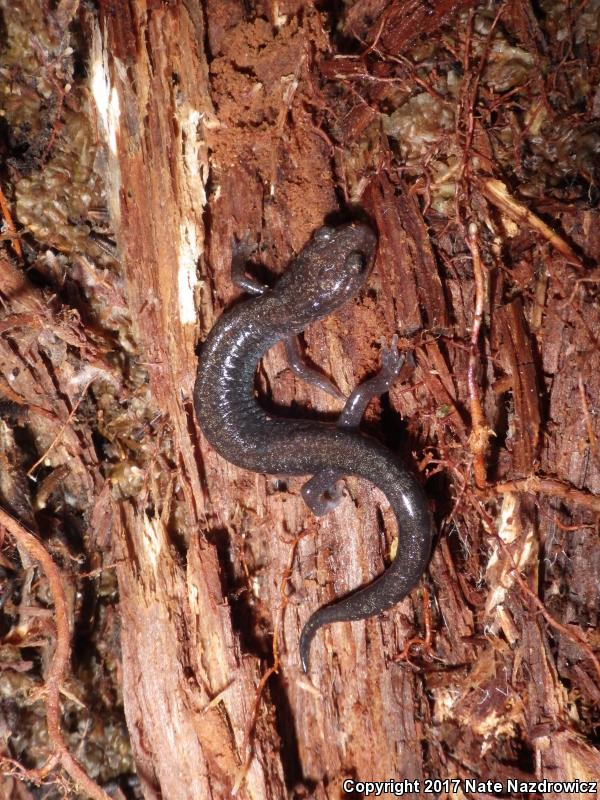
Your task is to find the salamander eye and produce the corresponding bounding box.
[314,226,335,242]
[345,251,367,273]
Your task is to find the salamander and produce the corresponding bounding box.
[194,223,432,672]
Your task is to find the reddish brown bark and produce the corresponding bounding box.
[96,2,443,794]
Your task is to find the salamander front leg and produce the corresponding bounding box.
[338,334,414,430]
[231,237,269,296]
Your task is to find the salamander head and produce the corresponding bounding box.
[275,223,377,329]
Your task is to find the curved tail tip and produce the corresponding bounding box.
[299,622,316,673]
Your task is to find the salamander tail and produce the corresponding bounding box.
[299,603,348,673]
[299,618,316,673]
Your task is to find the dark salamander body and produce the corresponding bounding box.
[194,223,432,672]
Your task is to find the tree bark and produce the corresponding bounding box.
[93,1,449,794]
[93,0,600,792]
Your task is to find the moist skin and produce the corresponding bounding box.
[194,223,432,672]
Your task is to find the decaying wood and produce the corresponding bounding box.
[0,509,112,800]
[0,0,599,798]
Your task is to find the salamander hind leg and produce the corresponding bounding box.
[338,334,415,429]
[301,468,345,516]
